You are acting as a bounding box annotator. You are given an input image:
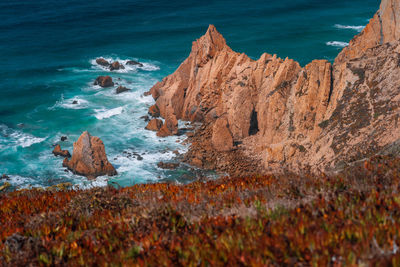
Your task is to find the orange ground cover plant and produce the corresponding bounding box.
[0,155,399,266]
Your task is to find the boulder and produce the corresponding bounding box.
[115,86,130,94]
[63,131,117,179]
[61,136,68,142]
[109,61,125,71]
[96,58,110,67]
[94,76,114,88]
[1,174,10,180]
[211,117,234,152]
[148,104,160,117]
[126,60,144,67]
[52,144,71,158]
[145,118,163,131]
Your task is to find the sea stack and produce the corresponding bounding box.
[147,0,400,175]
[63,131,117,179]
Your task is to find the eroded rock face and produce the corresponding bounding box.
[148,0,400,175]
[212,117,233,152]
[63,131,117,179]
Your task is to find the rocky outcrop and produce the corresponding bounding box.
[96,58,110,67]
[110,61,125,71]
[63,131,117,179]
[145,118,163,131]
[94,76,114,88]
[52,144,71,158]
[147,0,400,175]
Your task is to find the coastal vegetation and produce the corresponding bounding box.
[1,155,399,266]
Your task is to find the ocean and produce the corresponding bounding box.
[0,0,378,188]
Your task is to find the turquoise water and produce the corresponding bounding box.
[0,0,378,188]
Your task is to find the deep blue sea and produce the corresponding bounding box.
[0,0,378,188]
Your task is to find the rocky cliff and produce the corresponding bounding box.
[147,0,400,175]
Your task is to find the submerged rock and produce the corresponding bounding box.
[52,144,71,158]
[94,76,114,88]
[61,136,68,142]
[140,115,150,122]
[115,86,130,94]
[126,60,144,67]
[157,162,179,170]
[145,118,163,131]
[63,131,117,179]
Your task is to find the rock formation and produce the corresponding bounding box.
[63,131,117,179]
[52,144,71,158]
[147,0,400,175]
[94,76,114,88]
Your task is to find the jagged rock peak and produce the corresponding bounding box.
[191,24,230,60]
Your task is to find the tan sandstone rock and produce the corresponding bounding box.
[63,131,117,179]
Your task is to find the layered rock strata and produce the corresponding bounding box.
[63,131,117,179]
[147,0,400,175]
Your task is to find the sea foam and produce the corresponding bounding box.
[326,41,349,48]
[0,124,46,150]
[94,106,124,120]
[90,57,160,73]
[334,24,365,32]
